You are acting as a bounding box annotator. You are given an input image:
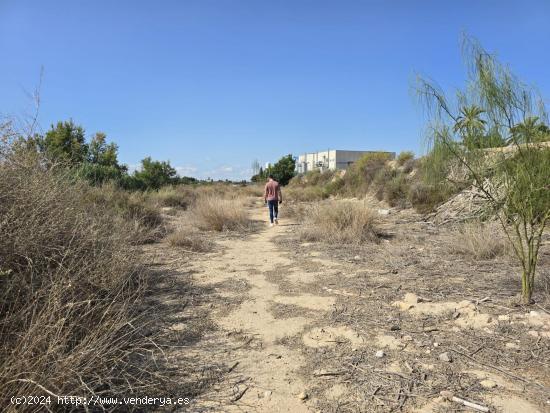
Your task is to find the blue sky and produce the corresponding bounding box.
[1,1,549,180]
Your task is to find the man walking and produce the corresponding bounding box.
[264,174,282,227]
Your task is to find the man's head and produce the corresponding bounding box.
[267,174,274,181]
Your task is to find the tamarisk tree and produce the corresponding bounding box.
[416,36,550,303]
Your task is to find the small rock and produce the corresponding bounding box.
[505,342,520,350]
[375,350,385,358]
[297,391,308,401]
[433,342,440,347]
[390,325,401,331]
[353,255,361,260]
[403,335,413,341]
[528,330,539,338]
[498,314,511,322]
[440,390,453,400]
[480,379,497,389]
[263,390,272,399]
[377,209,390,215]
[439,352,452,362]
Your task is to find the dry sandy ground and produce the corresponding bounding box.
[152,200,550,413]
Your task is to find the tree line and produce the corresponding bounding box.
[25,120,197,190]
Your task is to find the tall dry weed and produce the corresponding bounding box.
[191,195,252,231]
[298,201,379,244]
[449,221,510,259]
[0,150,174,410]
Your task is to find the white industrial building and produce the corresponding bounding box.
[296,149,395,174]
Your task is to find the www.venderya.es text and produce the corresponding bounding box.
[11,395,191,407]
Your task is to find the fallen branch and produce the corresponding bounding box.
[440,391,489,412]
[451,348,550,391]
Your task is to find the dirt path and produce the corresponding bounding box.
[155,201,549,412]
[189,206,332,412]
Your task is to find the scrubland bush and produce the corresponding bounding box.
[449,221,509,259]
[84,183,164,241]
[384,174,410,207]
[407,181,455,213]
[401,158,417,174]
[150,185,196,208]
[238,183,264,197]
[166,228,214,252]
[286,186,329,202]
[397,151,414,166]
[298,201,379,244]
[191,195,252,231]
[0,149,168,408]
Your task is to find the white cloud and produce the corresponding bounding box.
[175,165,198,176]
[198,165,252,181]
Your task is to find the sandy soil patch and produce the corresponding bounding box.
[303,326,364,348]
[393,292,496,329]
[273,293,336,311]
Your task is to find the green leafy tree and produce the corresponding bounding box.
[417,36,550,303]
[266,154,295,185]
[43,120,88,164]
[88,132,120,166]
[130,157,178,190]
[76,132,128,185]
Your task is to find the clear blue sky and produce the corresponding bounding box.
[1,1,549,180]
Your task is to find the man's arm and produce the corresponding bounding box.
[264,184,268,203]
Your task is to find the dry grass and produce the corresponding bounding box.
[150,185,196,208]
[298,201,380,244]
[84,182,165,242]
[286,186,329,202]
[166,228,214,252]
[191,195,252,232]
[0,149,176,410]
[449,220,510,259]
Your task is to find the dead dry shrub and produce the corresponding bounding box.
[407,180,455,213]
[237,184,264,198]
[85,182,164,241]
[166,228,214,252]
[151,185,196,208]
[298,201,380,244]
[397,151,414,166]
[281,202,308,219]
[286,186,329,202]
[449,221,510,259]
[0,151,177,410]
[191,195,252,231]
